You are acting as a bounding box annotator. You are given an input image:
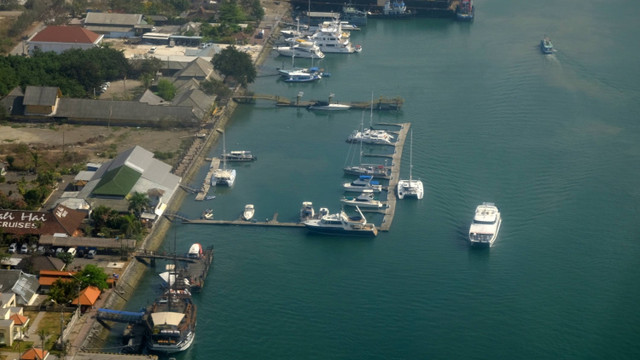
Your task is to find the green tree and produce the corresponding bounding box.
[127,192,150,216]
[211,45,256,86]
[77,264,109,290]
[156,79,176,100]
[48,278,79,304]
[201,78,232,98]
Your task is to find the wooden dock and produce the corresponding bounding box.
[195,158,220,200]
[232,94,404,111]
[184,212,305,228]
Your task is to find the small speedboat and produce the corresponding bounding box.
[201,209,214,220]
[243,204,255,221]
[343,175,383,193]
[340,189,385,209]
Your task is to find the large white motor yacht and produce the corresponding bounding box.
[468,202,502,247]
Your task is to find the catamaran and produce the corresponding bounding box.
[397,129,424,199]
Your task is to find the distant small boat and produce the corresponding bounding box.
[540,36,554,54]
[243,204,255,221]
[205,195,216,200]
[201,209,213,219]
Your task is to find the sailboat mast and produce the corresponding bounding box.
[409,129,413,182]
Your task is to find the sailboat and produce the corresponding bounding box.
[397,129,423,199]
[343,95,392,179]
[212,129,236,186]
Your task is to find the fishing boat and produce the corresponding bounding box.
[397,130,424,200]
[243,204,255,221]
[343,175,383,193]
[468,202,502,247]
[212,130,236,186]
[456,0,475,21]
[300,201,315,221]
[540,36,554,54]
[303,206,378,236]
[201,209,213,219]
[276,39,325,59]
[221,150,256,162]
[370,0,412,18]
[308,93,351,111]
[342,4,367,27]
[340,189,385,209]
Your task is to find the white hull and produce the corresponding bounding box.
[343,184,382,193]
[397,179,424,199]
[243,205,255,221]
[308,103,351,111]
[468,203,502,247]
[212,168,236,186]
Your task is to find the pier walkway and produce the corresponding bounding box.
[380,123,410,231]
[233,94,404,111]
[195,158,220,200]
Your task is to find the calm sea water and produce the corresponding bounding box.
[106,0,640,358]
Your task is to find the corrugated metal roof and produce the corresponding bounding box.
[23,86,60,106]
[85,12,143,26]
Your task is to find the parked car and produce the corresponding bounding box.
[67,247,77,257]
[86,249,97,259]
[37,245,46,254]
[56,247,64,254]
[20,243,29,253]
[8,243,17,253]
[148,46,157,53]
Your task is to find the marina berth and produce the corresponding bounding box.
[468,202,502,247]
[303,206,378,236]
[212,130,236,186]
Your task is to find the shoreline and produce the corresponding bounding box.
[78,4,289,353]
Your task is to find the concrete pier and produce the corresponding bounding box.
[195,158,220,200]
[379,123,410,231]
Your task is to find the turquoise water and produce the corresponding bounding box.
[107,0,640,358]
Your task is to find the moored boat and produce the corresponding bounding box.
[300,201,315,221]
[221,150,256,162]
[397,130,424,200]
[308,93,351,111]
[243,204,255,221]
[342,4,367,27]
[212,130,236,186]
[340,189,385,209]
[370,0,413,18]
[456,0,475,21]
[283,69,322,83]
[468,202,502,247]
[303,206,378,236]
[276,39,325,59]
[347,127,395,145]
[540,36,554,54]
[201,209,213,219]
[145,286,196,353]
[343,175,383,193]
[306,20,362,54]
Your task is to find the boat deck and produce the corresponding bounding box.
[179,123,410,232]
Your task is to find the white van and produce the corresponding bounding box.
[67,247,77,257]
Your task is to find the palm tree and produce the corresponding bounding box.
[127,192,150,217]
[39,329,48,351]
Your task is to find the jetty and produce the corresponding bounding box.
[379,123,410,231]
[184,212,305,228]
[232,93,404,111]
[195,157,220,200]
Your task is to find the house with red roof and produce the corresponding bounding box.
[27,25,103,55]
[20,348,49,360]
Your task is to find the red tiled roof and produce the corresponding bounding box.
[31,26,101,44]
[21,348,48,360]
[72,285,101,306]
[10,313,28,325]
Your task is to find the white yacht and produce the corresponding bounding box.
[343,175,383,193]
[397,130,423,199]
[468,202,502,247]
[303,206,378,236]
[347,128,395,145]
[340,189,385,209]
[307,21,362,54]
[308,93,351,111]
[221,150,256,162]
[212,130,236,186]
[276,40,325,59]
[242,204,255,221]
